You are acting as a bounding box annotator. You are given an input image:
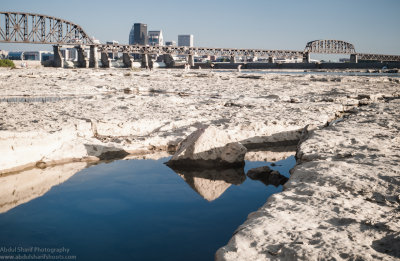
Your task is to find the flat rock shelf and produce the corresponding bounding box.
[0,67,399,260]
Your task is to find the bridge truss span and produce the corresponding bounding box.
[305,40,356,54]
[0,12,93,44]
[357,53,400,62]
[98,44,304,59]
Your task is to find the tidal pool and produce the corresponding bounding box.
[0,156,295,261]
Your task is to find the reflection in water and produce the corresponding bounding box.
[0,162,88,213]
[0,157,296,261]
[247,166,288,187]
[167,166,246,201]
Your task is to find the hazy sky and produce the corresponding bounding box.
[1,0,400,54]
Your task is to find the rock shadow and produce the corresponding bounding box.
[239,129,302,151]
[84,144,129,161]
[372,233,400,258]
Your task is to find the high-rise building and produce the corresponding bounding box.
[134,23,148,45]
[178,35,194,47]
[129,25,135,45]
[148,30,164,46]
[129,23,148,45]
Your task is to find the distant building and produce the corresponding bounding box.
[132,23,148,45]
[106,41,119,59]
[91,37,101,44]
[128,23,148,45]
[148,31,164,46]
[7,51,52,62]
[7,52,24,60]
[129,25,135,45]
[165,41,177,47]
[106,40,119,45]
[178,35,194,47]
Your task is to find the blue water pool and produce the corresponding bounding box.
[0,156,295,261]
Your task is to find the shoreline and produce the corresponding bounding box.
[1,67,399,260]
[216,101,400,260]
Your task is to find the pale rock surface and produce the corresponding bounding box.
[216,100,400,261]
[0,68,400,260]
[1,68,399,172]
[168,126,247,166]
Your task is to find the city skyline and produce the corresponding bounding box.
[0,0,399,55]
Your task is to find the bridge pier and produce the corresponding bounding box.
[101,52,111,68]
[89,45,98,68]
[122,52,134,69]
[52,45,64,68]
[76,46,89,68]
[141,54,149,68]
[163,54,175,68]
[230,56,236,64]
[188,55,195,67]
[303,52,310,63]
[268,56,275,63]
[350,54,358,63]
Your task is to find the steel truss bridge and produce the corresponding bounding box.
[1,11,400,63]
[98,44,303,59]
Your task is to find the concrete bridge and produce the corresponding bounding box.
[1,11,400,68]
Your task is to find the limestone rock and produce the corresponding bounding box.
[247,166,288,187]
[167,126,247,167]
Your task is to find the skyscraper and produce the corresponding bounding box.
[178,35,194,47]
[128,25,135,45]
[129,23,148,45]
[134,23,148,45]
[148,30,164,46]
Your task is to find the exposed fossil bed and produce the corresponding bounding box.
[0,68,399,260]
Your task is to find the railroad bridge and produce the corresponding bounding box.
[1,11,399,68]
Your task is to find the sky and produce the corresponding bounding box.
[1,0,400,55]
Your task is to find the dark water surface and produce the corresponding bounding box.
[0,156,295,261]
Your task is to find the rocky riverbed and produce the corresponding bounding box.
[0,67,399,260]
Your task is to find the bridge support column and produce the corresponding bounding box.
[141,54,149,68]
[101,52,111,68]
[303,52,310,63]
[163,54,175,68]
[148,55,153,69]
[230,56,236,64]
[188,55,195,67]
[76,46,89,68]
[89,45,98,68]
[52,45,64,68]
[350,54,358,63]
[268,56,275,63]
[123,53,134,69]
